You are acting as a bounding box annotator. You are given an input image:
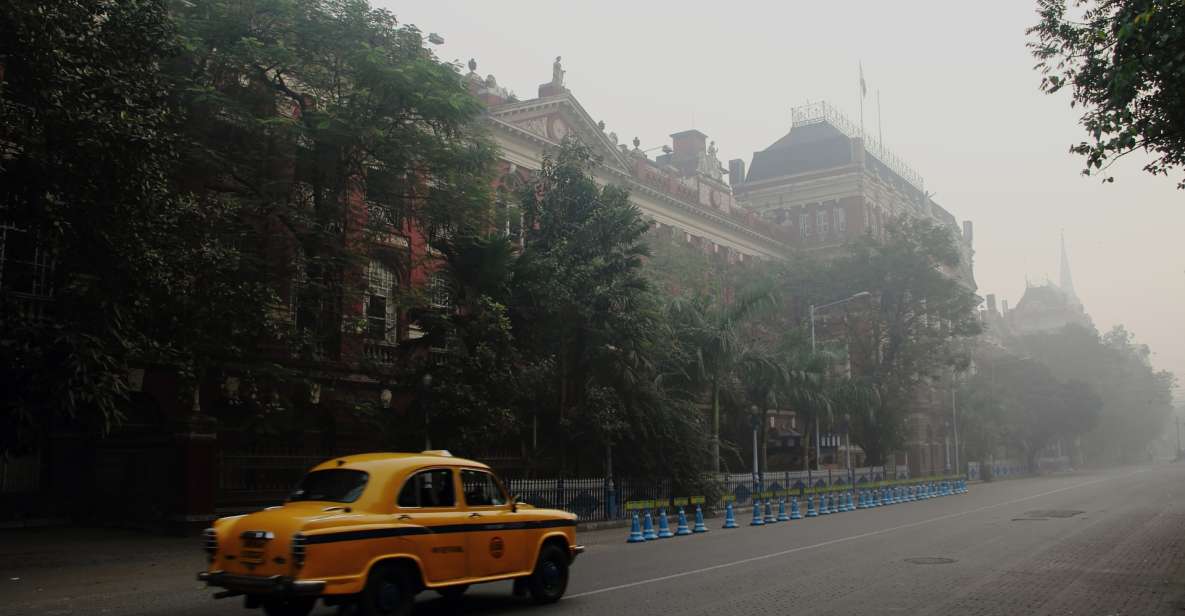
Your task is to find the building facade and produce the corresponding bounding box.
[732,101,977,477]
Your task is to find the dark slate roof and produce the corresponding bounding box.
[745,122,853,183]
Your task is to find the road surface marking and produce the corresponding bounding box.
[567,471,1142,599]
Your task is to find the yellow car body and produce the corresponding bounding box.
[198,451,582,614]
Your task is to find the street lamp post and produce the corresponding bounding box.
[944,419,952,473]
[843,413,854,487]
[421,373,433,450]
[809,291,871,472]
[750,407,761,493]
[1176,415,1182,460]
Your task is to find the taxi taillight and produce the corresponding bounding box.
[203,528,218,562]
[291,533,307,568]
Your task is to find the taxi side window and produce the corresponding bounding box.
[397,469,455,508]
[460,469,507,507]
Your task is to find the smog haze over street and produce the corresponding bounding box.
[394,0,1185,392]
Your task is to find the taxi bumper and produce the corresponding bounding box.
[198,571,325,597]
[570,544,585,562]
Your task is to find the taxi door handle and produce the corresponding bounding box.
[397,514,412,520]
[469,512,483,518]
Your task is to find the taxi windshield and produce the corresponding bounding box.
[289,469,369,503]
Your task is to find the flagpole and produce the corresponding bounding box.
[877,89,883,150]
[858,62,865,139]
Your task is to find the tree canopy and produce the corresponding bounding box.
[1030,0,1185,187]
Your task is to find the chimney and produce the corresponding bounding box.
[963,220,974,246]
[729,159,746,186]
[669,129,708,162]
[985,294,997,314]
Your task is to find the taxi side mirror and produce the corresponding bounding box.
[511,495,519,513]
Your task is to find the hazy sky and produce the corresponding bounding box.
[389,1,1185,394]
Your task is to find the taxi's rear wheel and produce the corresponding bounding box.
[261,597,315,616]
[358,562,416,616]
[527,544,569,604]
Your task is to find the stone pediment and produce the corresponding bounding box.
[488,93,629,173]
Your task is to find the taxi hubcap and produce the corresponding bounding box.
[378,580,401,611]
[541,560,562,591]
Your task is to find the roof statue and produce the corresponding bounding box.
[467,58,477,73]
[552,56,565,87]
[708,140,718,159]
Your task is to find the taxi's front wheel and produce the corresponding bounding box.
[358,562,416,616]
[526,544,569,604]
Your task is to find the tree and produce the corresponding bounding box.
[1015,323,1175,464]
[510,140,657,473]
[964,353,1101,471]
[827,216,982,464]
[1030,0,1185,187]
[663,282,777,472]
[0,0,500,454]
[0,0,259,453]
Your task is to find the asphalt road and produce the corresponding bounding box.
[4,464,1185,616]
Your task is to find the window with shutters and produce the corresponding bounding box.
[365,259,398,344]
[0,222,54,320]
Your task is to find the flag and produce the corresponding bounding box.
[859,62,867,98]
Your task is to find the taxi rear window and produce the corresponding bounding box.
[290,469,369,503]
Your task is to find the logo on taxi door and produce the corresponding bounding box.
[489,536,504,559]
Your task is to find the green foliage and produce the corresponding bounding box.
[0,0,204,452]
[1014,324,1175,464]
[0,0,496,454]
[1030,0,1185,187]
[823,216,982,464]
[962,354,1101,469]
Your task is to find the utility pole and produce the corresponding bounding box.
[1176,415,1181,460]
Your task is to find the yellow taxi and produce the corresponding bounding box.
[198,451,583,616]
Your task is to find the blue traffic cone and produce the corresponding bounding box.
[675,508,691,536]
[777,498,789,522]
[893,486,901,504]
[722,502,738,529]
[764,499,776,524]
[856,490,864,509]
[657,509,673,538]
[845,491,854,511]
[818,493,829,515]
[807,495,818,517]
[877,488,885,507]
[693,505,708,533]
[751,499,765,526]
[790,496,802,520]
[829,492,838,513]
[643,511,658,540]
[627,512,645,543]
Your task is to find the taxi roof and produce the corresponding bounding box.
[311,452,490,475]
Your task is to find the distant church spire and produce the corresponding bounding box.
[1059,230,1079,303]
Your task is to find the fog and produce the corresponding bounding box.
[390,0,1185,396]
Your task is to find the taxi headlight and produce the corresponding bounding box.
[291,533,307,568]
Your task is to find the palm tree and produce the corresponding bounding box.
[665,282,776,472]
